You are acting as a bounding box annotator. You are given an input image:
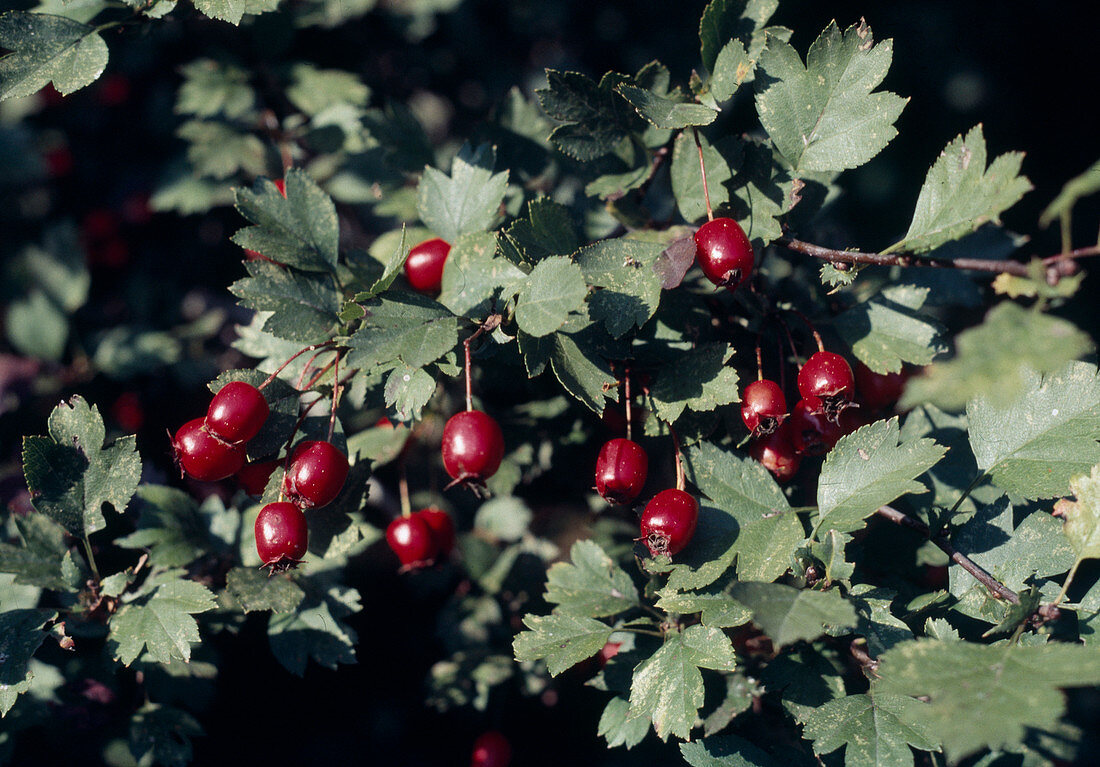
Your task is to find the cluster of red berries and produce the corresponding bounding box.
[743,353,907,481]
[594,433,699,560]
[170,378,352,572]
[385,408,505,569]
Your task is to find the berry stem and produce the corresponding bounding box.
[692,128,714,223]
[81,535,101,585]
[464,334,474,412]
[327,352,341,443]
[786,307,824,352]
[624,368,633,442]
[398,461,412,518]
[754,335,764,382]
[301,357,337,392]
[670,426,685,492]
[260,340,336,391]
[1052,557,1082,608]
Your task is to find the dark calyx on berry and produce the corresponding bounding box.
[693,217,754,290]
[797,351,855,421]
[740,379,787,436]
[255,501,308,573]
[748,420,801,482]
[205,380,269,445]
[172,417,246,482]
[386,514,440,570]
[441,410,505,487]
[595,438,649,504]
[639,488,699,557]
[404,237,451,294]
[283,440,350,509]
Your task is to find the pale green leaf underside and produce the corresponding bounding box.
[0,12,108,100]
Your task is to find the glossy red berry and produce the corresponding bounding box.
[470,731,512,767]
[205,381,269,445]
[595,438,649,504]
[237,460,279,496]
[854,361,907,413]
[748,420,801,482]
[255,501,308,571]
[441,410,505,484]
[640,489,699,557]
[415,508,456,558]
[386,514,439,569]
[797,351,855,402]
[789,397,845,456]
[404,237,451,294]
[172,418,245,481]
[283,440,350,508]
[740,379,787,436]
[693,217,754,290]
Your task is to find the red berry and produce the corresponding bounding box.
[238,460,279,496]
[640,489,699,557]
[789,397,844,456]
[415,508,456,558]
[283,440,350,508]
[386,514,440,569]
[594,438,649,504]
[96,74,130,106]
[172,418,246,482]
[470,731,512,767]
[404,237,451,294]
[273,178,286,197]
[44,146,74,178]
[441,410,505,484]
[797,351,855,402]
[740,379,787,436]
[854,361,906,413]
[205,381,269,445]
[748,420,801,482]
[597,641,622,668]
[110,391,145,433]
[693,217,754,290]
[255,501,308,570]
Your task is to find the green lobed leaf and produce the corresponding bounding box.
[5,290,67,361]
[835,284,946,374]
[268,583,360,675]
[576,238,665,338]
[901,302,1094,412]
[616,84,717,129]
[232,170,340,273]
[671,129,732,224]
[724,135,800,246]
[848,585,913,656]
[893,125,1032,253]
[383,363,437,422]
[417,143,508,243]
[536,70,637,161]
[115,486,210,568]
[810,529,855,585]
[802,692,941,767]
[0,514,83,592]
[190,0,252,25]
[229,260,342,344]
[129,703,203,767]
[224,567,305,614]
[178,120,267,180]
[1040,158,1100,229]
[816,417,946,534]
[514,256,588,338]
[109,575,216,666]
[438,231,524,318]
[875,639,1100,761]
[512,614,613,676]
[286,63,370,116]
[473,496,532,542]
[0,12,108,101]
[499,196,580,269]
[22,395,141,538]
[544,540,639,617]
[755,20,907,172]
[655,574,753,629]
[708,40,754,102]
[679,441,799,587]
[899,404,989,515]
[345,291,460,371]
[702,674,761,737]
[758,645,846,723]
[175,59,255,119]
[728,581,857,647]
[967,361,1100,499]
[1056,465,1100,561]
[650,343,739,423]
[547,330,618,414]
[0,609,57,717]
[698,0,779,73]
[680,733,786,766]
[627,625,737,740]
[598,696,650,750]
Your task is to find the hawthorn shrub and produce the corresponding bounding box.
[2,1,1100,766]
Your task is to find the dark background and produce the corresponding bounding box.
[3,1,1099,765]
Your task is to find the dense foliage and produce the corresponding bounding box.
[2,1,1099,765]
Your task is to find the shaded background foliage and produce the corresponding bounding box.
[1,0,1098,764]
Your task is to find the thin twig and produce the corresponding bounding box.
[260,341,336,391]
[625,367,633,443]
[779,237,1095,282]
[692,128,714,222]
[670,426,685,491]
[874,505,1020,604]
